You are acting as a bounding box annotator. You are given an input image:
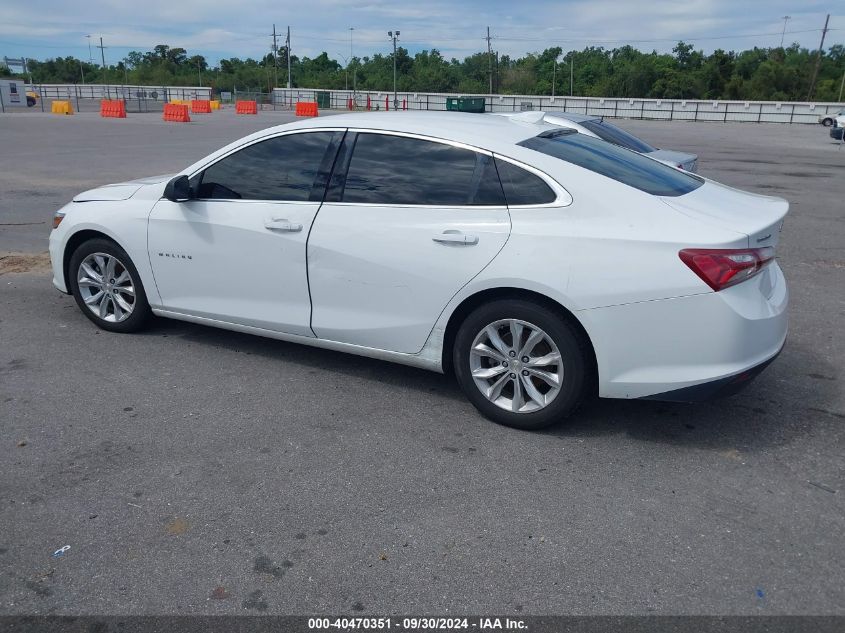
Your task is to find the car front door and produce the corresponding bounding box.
[148,130,342,336]
[307,131,512,354]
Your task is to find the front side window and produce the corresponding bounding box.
[578,119,655,153]
[341,133,505,206]
[519,130,703,197]
[195,132,337,201]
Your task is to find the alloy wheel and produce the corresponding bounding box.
[469,318,563,413]
[77,252,136,323]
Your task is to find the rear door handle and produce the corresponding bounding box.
[264,218,303,232]
[432,231,479,245]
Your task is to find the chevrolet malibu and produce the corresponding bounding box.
[49,111,788,429]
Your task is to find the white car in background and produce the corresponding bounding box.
[499,111,699,172]
[49,112,787,429]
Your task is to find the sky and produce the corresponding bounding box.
[0,0,842,68]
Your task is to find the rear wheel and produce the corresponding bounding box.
[821,117,833,127]
[453,299,589,430]
[68,238,152,333]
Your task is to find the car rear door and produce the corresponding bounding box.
[147,130,342,336]
[307,131,511,354]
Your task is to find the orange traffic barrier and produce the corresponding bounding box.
[100,99,126,118]
[163,103,191,123]
[235,100,258,115]
[295,101,319,117]
[191,99,211,114]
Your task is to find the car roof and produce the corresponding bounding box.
[252,111,558,153]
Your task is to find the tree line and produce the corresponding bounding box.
[3,41,844,102]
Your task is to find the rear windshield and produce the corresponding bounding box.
[518,130,703,197]
[578,119,655,153]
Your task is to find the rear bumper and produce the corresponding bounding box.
[830,127,844,141]
[640,343,783,402]
[580,261,788,400]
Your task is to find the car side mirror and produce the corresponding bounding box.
[163,175,193,202]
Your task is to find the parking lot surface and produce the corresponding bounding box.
[1,109,843,615]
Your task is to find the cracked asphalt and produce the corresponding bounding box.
[0,108,843,615]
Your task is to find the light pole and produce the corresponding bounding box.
[86,35,93,65]
[388,30,400,109]
[551,53,560,98]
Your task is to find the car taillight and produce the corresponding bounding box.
[679,247,774,291]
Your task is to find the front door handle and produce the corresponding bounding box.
[432,231,479,245]
[264,218,303,232]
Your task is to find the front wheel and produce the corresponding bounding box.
[68,238,152,333]
[453,299,590,430]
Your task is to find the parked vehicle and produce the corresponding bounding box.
[49,112,788,429]
[819,110,845,127]
[830,115,845,141]
[498,111,699,172]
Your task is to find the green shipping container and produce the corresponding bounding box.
[446,97,486,113]
[316,91,331,109]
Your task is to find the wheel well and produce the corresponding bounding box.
[62,230,119,290]
[440,287,598,385]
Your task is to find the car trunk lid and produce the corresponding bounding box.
[660,180,788,248]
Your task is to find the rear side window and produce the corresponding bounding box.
[341,133,505,206]
[196,131,337,201]
[578,119,655,153]
[495,158,557,206]
[519,130,703,197]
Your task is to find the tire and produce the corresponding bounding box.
[26,97,35,107]
[822,118,833,127]
[452,299,590,430]
[68,238,152,333]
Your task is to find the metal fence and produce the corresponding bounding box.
[19,84,212,113]
[272,88,845,124]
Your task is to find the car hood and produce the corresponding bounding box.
[661,180,788,248]
[646,149,698,171]
[72,173,175,202]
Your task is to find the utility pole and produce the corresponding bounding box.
[286,26,291,89]
[838,67,845,102]
[350,27,356,102]
[551,53,557,97]
[806,14,830,101]
[388,30,400,109]
[486,26,493,94]
[779,15,791,48]
[271,24,279,88]
[197,59,202,86]
[97,37,108,97]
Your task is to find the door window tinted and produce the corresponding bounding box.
[495,158,557,206]
[195,132,336,201]
[341,133,505,206]
[519,130,703,197]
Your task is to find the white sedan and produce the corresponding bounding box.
[49,111,788,429]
